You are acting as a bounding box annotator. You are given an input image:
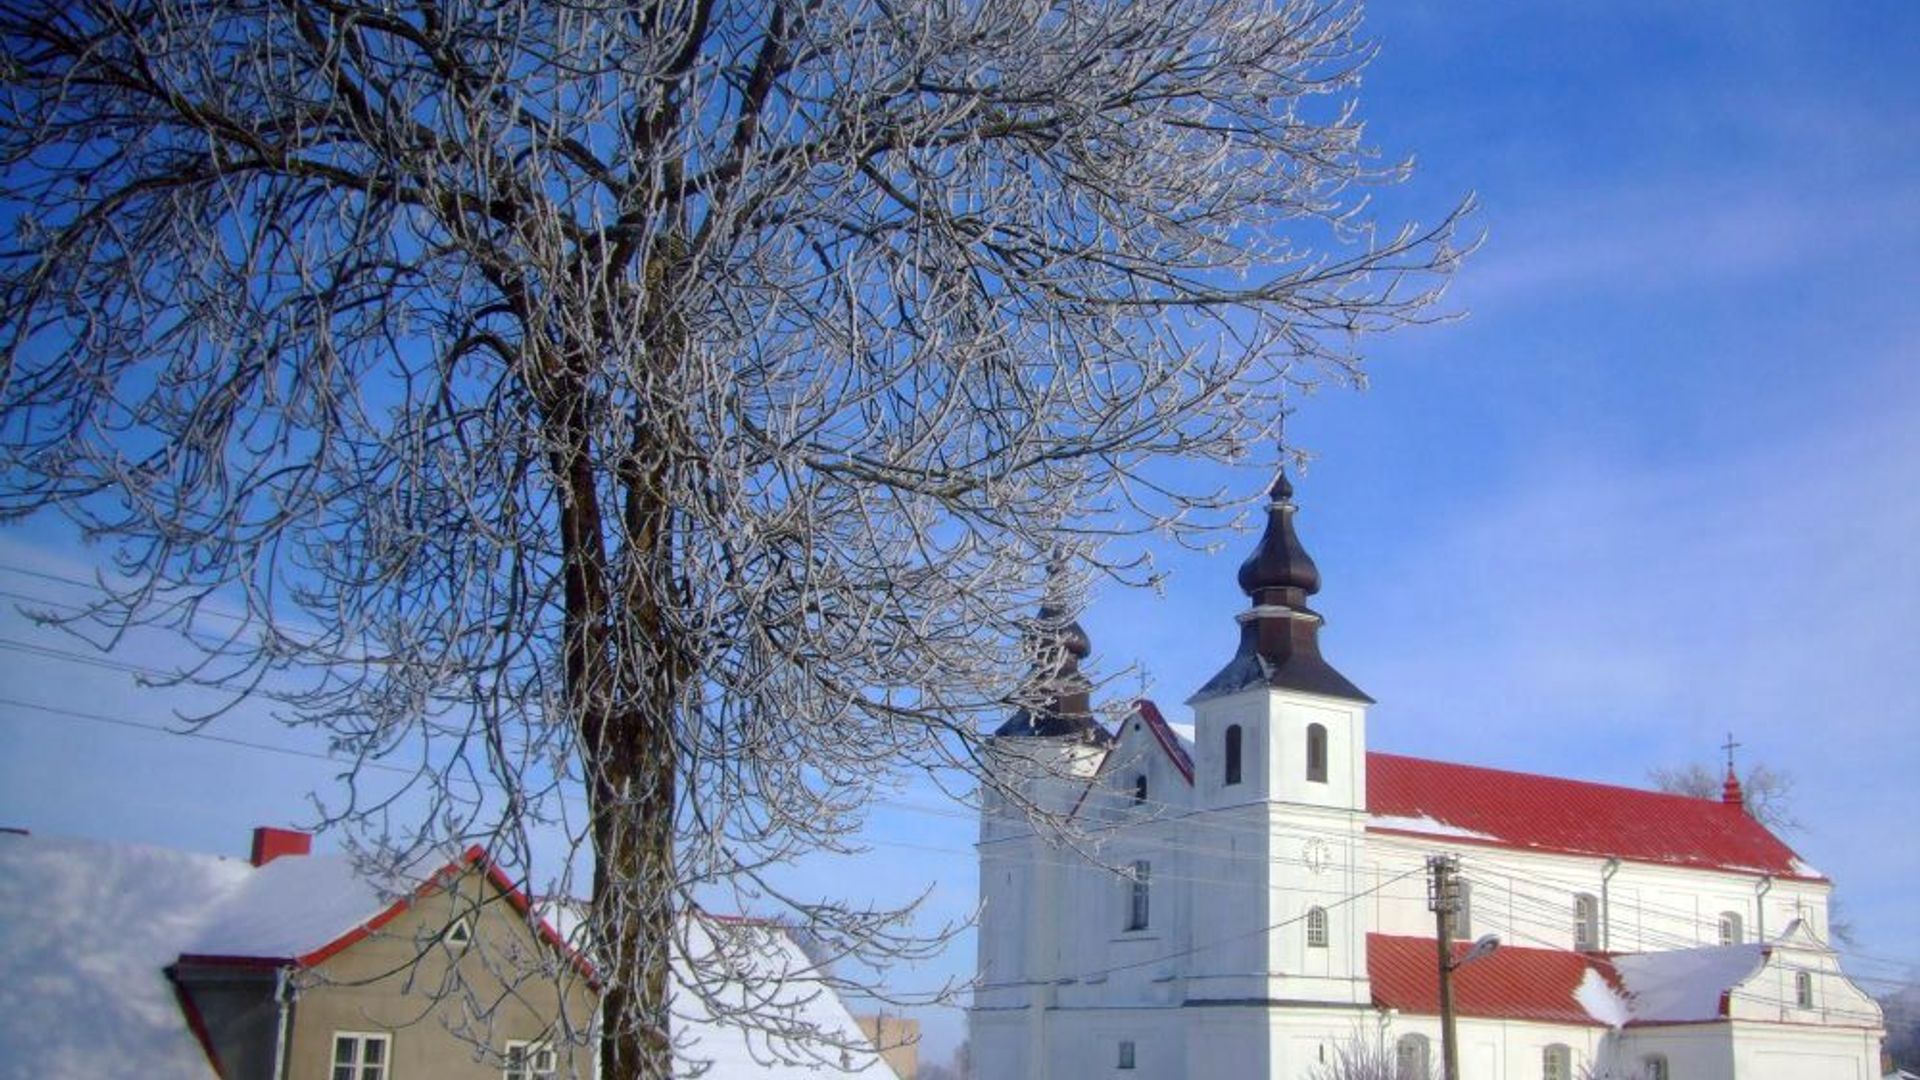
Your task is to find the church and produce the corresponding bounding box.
[972,471,1885,1080]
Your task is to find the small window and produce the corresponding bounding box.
[1395,1034,1430,1080]
[444,915,473,951]
[1306,723,1328,783]
[332,1032,391,1080]
[1718,910,1743,946]
[1643,1054,1670,1080]
[1573,893,1599,951]
[1125,860,1150,931]
[1447,880,1472,941]
[1306,906,1329,949]
[1795,970,1814,1008]
[1542,1043,1572,1080]
[1225,724,1243,786]
[1132,775,1147,805]
[505,1040,557,1080]
[1118,1040,1136,1070]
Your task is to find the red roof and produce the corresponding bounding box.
[1369,934,1616,1026]
[1366,752,1816,880]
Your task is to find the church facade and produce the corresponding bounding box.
[972,473,1884,1080]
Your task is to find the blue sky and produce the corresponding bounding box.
[2,0,1917,1067]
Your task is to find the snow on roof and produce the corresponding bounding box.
[185,851,390,961]
[1611,943,1767,1023]
[1367,813,1500,841]
[538,902,882,1077]
[0,832,249,1079]
[674,919,881,1078]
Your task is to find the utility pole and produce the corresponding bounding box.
[1428,854,1462,1080]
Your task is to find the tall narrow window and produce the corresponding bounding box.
[1306,906,1329,949]
[1542,1043,1572,1080]
[1306,723,1328,783]
[1118,1041,1136,1070]
[1447,880,1472,941]
[1133,775,1148,805]
[1642,1055,1670,1080]
[1718,911,1743,945]
[1395,1034,1430,1080]
[1796,970,1814,1008]
[1125,860,1151,931]
[1224,724,1243,786]
[331,1033,391,1080]
[1573,893,1599,951]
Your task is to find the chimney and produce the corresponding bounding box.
[250,826,311,867]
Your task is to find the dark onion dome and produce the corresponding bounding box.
[1235,470,1322,601]
[1191,468,1370,704]
[993,592,1110,744]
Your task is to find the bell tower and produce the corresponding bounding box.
[1182,468,1373,1008]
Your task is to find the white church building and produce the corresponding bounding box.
[972,472,1885,1080]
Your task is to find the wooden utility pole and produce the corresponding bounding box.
[1428,854,1462,1080]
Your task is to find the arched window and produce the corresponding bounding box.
[1224,724,1243,786]
[1642,1054,1670,1080]
[1542,1043,1572,1080]
[1447,879,1472,941]
[1394,1034,1430,1080]
[1306,906,1329,949]
[1718,910,1743,945]
[1133,775,1148,805]
[1306,722,1328,783]
[1573,893,1599,951]
[1796,970,1814,1008]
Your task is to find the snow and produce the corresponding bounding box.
[185,848,457,960]
[1611,944,1767,1022]
[1368,813,1500,841]
[1574,967,1631,1029]
[0,832,880,1080]
[0,832,249,1079]
[1791,856,1824,878]
[674,919,882,1077]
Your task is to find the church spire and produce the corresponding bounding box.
[994,558,1110,743]
[1191,466,1370,704]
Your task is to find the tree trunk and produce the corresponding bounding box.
[552,381,680,1079]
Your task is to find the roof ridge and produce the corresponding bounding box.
[1367,750,1753,808]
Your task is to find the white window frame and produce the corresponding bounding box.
[331,1031,391,1080]
[505,1039,558,1080]
[1573,893,1599,951]
[1643,1053,1670,1080]
[1118,1039,1136,1070]
[1542,1042,1572,1080]
[1717,910,1743,946]
[1306,906,1329,949]
[1124,860,1150,932]
[1795,970,1814,1008]
[444,914,473,951]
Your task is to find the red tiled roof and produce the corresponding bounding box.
[1135,699,1194,782]
[1366,752,1816,880]
[1369,934,1616,1026]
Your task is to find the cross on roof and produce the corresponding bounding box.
[1722,732,1742,774]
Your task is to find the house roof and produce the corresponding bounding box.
[1366,752,1818,880]
[179,845,595,982]
[1369,934,1618,1027]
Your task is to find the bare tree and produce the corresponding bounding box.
[1649,762,1800,833]
[0,1,1467,1075]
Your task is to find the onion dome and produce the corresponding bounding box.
[1191,468,1370,704]
[993,574,1111,744]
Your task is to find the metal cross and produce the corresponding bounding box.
[1721,731,1742,773]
